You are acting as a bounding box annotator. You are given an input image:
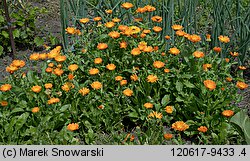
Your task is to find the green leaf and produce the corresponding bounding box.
[13,29,20,38]
[34,37,44,46]
[1,31,9,38]
[183,80,195,88]
[176,81,183,92]
[128,111,139,118]
[15,112,29,131]
[161,95,170,106]
[11,108,24,114]
[0,15,4,22]
[176,96,184,102]
[231,110,250,144]
[0,45,3,55]
[60,104,71,112]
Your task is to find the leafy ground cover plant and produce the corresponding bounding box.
[0,0,53,56]
[0,2,249,145]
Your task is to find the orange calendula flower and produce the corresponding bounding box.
[203,80,216,90]
[106,64,116,70]
[147,75,158,83]
[93,17,102,21]
[144,5,156,12]
[104,21,115,28]
[130,26,141,34]
[153,61,165,68]
[206,34,211,41]
[65,27,76,34]
[89,68,99,75]
[68,64,79,71]
[143,29,151,34]
[136,7,146,13]
[118,25,128,31]
[225,58,230,62]
[79,18,89,24]
[144,103,153,109]
[53,68,64,76]
[222,110,234,117]
[140,33,146,38]
[39,53,47,60]
[172,121,189,131]
[165,106,173,114]
[120,41,127,48]
[130,74,138,81]
[193,51,205,58]
[68,73,74,80]
[79,87,90,96]
[142,46,153,52]
[164,68,170,73]
[238,66,247,70]
[94,57,103,64]
[11,60,25,68]
[45,67,53,73]
[57,64,63,69]
[32,85,42,93]
[213,47,221,53]
[45,83,53,89]
[165,35,171,40]
[0,101,8,106]
[203,64,212,71]
[120,80,127,86]
[115,76,123,81]
[171,24,183,30]
[138,41,147,50]
[121,2,134,9]
[164,133,173,140]
[131,48,141,56]
[152,26,162,33]
[54,55,67,62]
[175,30,186,36]
[169,47,180,55]
[67,123,79,131]
[151,16,162,22]
[123,89,133,96]
[30,53,40,61]
[236,81,248,90]
[112,18,121,23]
[134,17,143,22]
[218,35,230,43]
[198,126,208,133]
[91,81,102,90]
[98,105,104,109]
[105,9,112,14]
[188,34,201,43]
[97,43,108,50]
[108,31,120,39]
[32,107,40,113]
[230,52,239,57]
[226,77,232,82]
[148,111,163,119]
[0,84,12,92]
[61,82,74,92]
[6,65,18,74]
[81,48,87,53]
[48,63,54,67]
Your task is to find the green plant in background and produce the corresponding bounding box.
[59,0,249,64]
[0,0,47,56]
[0,1,249,144]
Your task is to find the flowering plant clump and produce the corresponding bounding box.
[0,2,249,145]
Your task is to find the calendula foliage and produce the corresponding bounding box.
[0,1,249,145]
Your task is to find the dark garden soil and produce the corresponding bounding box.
[0,0,249,115]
